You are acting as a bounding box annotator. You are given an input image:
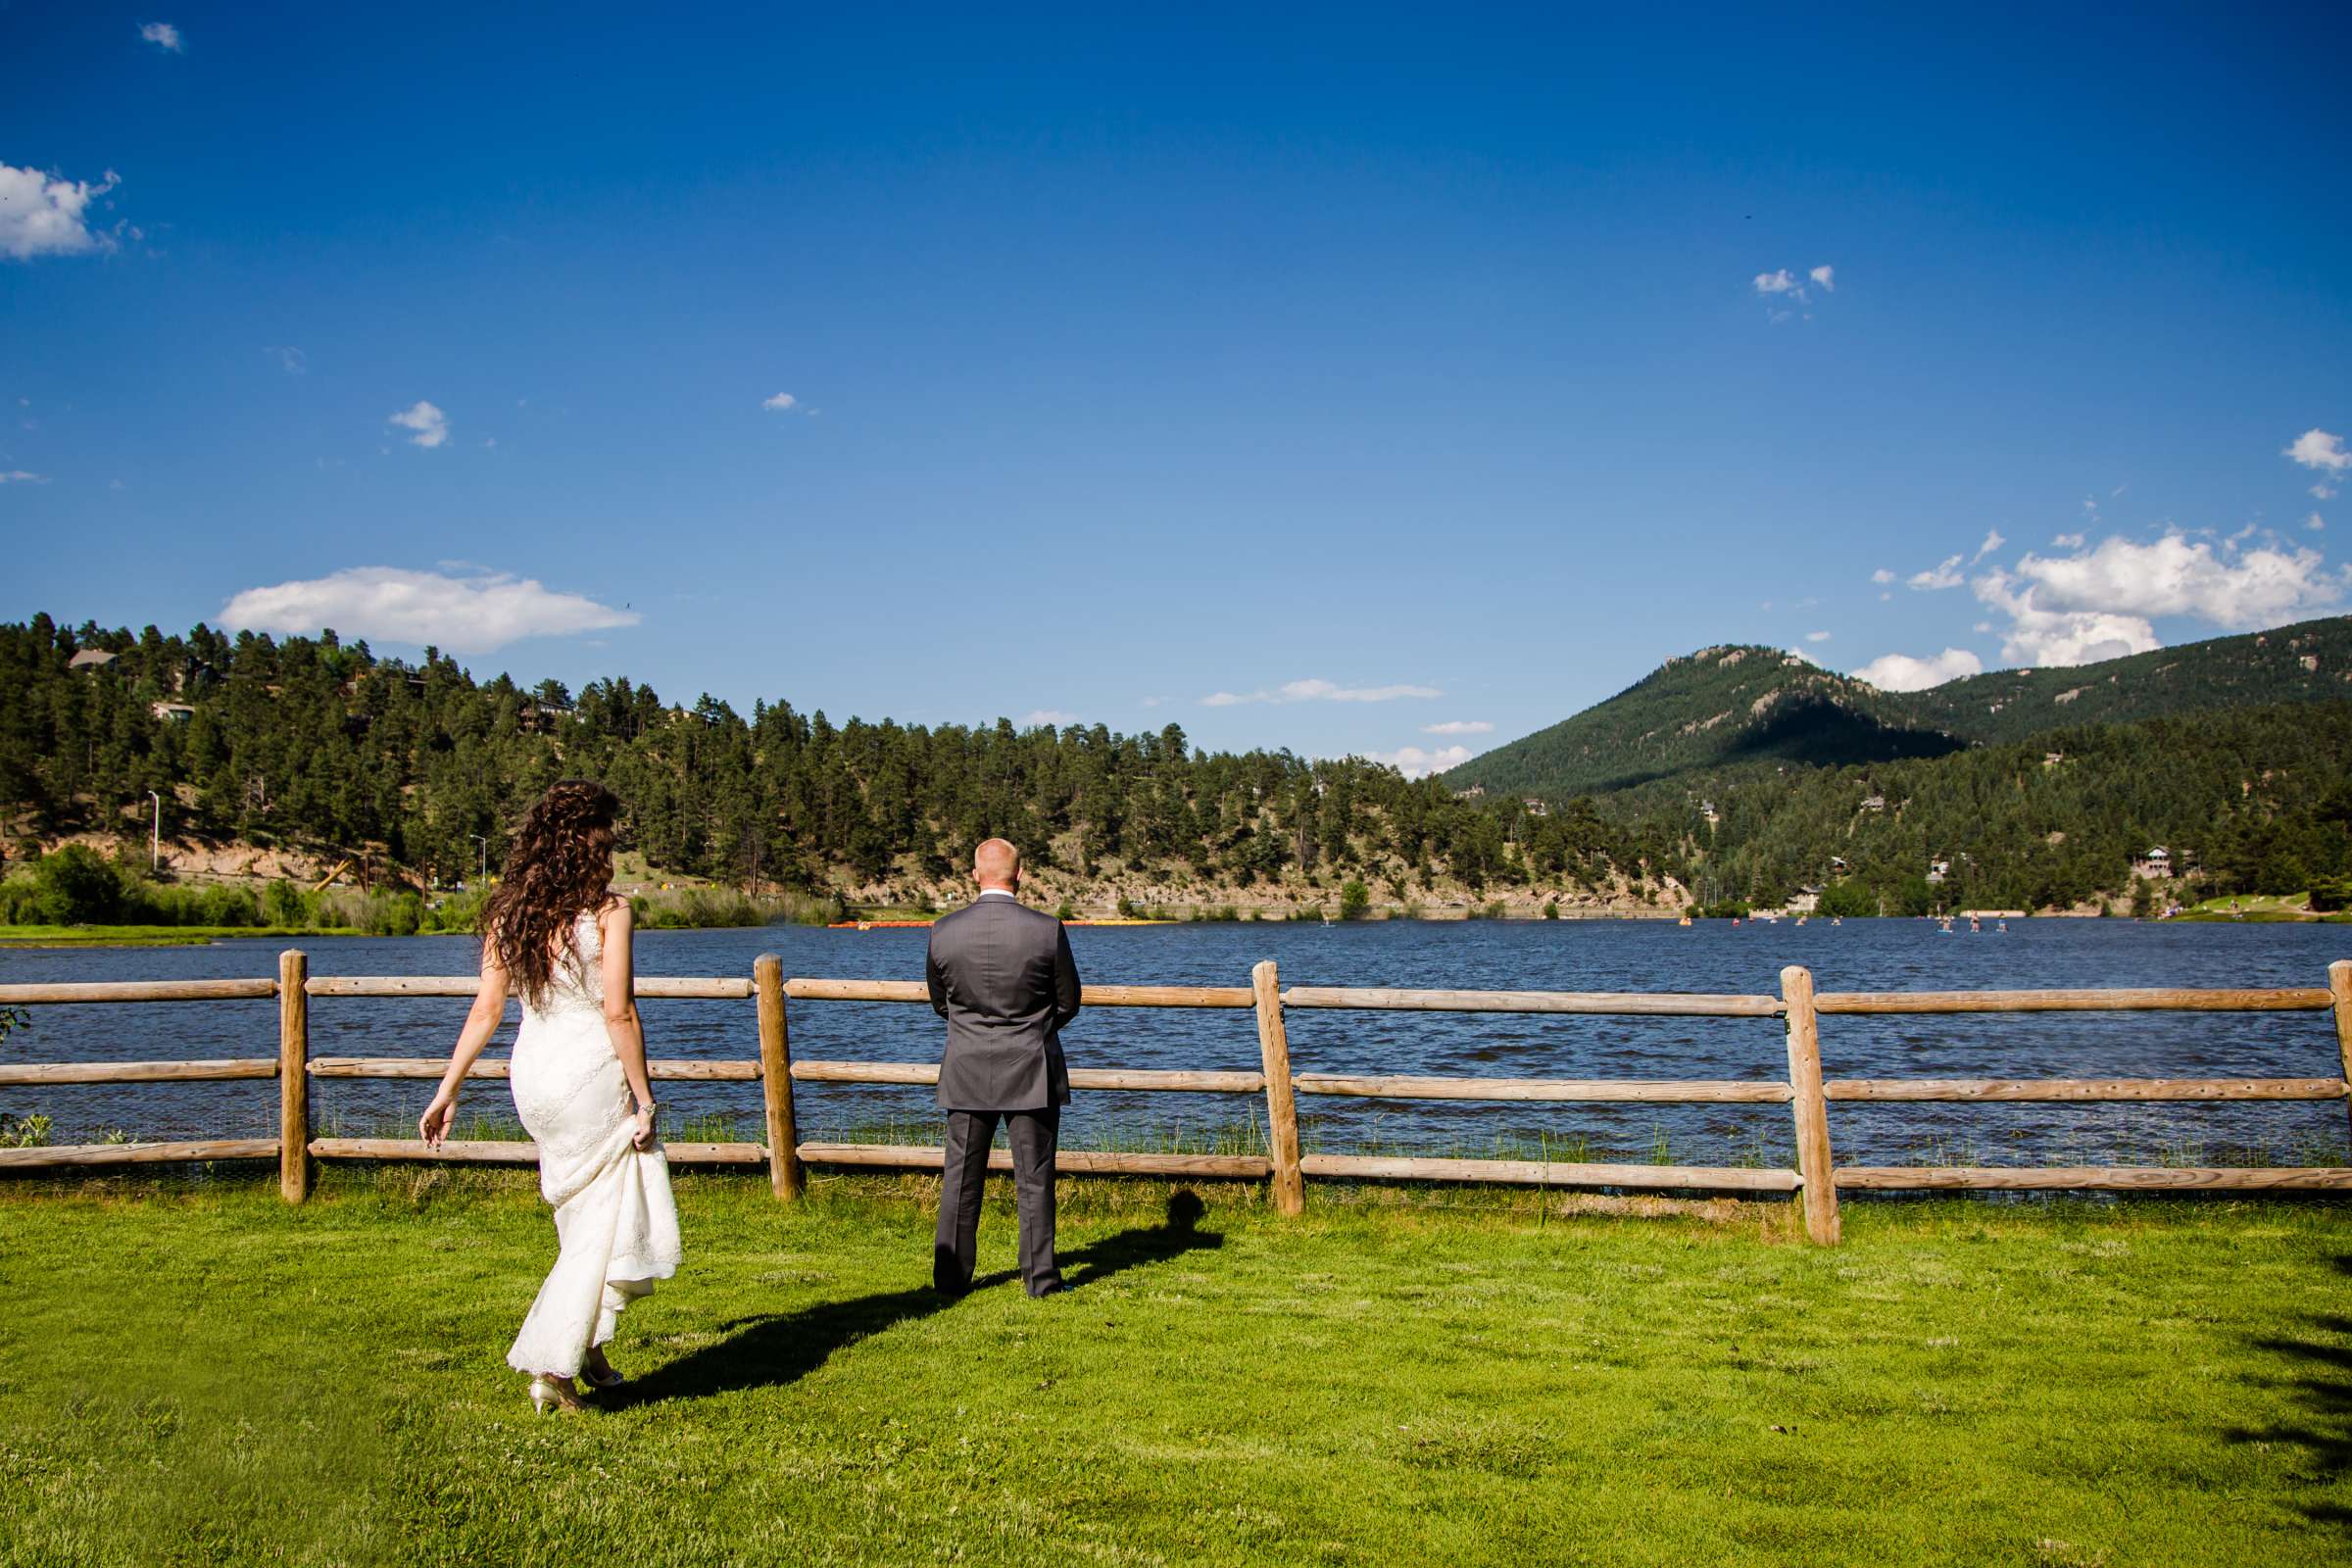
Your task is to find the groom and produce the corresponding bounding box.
[926,838,1082,1298]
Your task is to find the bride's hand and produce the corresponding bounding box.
[632,1103,657,1152]
[419,1094,457,1149]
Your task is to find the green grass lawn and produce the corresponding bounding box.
[3,1172,2347,1567]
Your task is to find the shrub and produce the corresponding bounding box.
[30,845,122,924]
[199,885,260,927]
[1338,879,1371,920]
[262,880,307,927]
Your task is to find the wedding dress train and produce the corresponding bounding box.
[504,908,681,1377]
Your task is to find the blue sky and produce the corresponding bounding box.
[6,4,2350,773]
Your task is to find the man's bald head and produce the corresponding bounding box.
[973,838,1020,892]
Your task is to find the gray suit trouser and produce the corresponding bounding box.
[935,1106,1061,1297]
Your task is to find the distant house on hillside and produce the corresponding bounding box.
[150,702,196,723]
[1454,784,1486,800]
[1699,799,1719,825]
[1523,798,1548,817]
[2133,846,2174,879]
[1860,794,1886,812]
[1927,857,1951,885]
[1829,855,1847,871]
[68,649,116,671]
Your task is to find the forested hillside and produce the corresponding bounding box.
[0,615,1654,904]
[1449,615,2352,804]
[1879,616,2352,744]
[1444,645,1960,800]
[1587,705,2352,912]
[9,612,2351,918]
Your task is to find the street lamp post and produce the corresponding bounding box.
[469,834,488,887]
[147,791,161,871]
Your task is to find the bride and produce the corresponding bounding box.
[419,779,682,1413]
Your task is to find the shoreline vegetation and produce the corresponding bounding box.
[5,861,2349,948]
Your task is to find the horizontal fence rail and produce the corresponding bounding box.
[2,953,2348,1244]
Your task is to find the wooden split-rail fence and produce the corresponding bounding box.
[4,954,2351,1246]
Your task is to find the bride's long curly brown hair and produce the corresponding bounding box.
[480,780,621,1006]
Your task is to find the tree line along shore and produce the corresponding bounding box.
[5,613,2350,930]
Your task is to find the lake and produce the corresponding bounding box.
[6,918,2349,1168]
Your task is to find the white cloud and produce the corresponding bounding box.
[1363,744,1472,779]
[387,400,449,448]
[1990,532,2346,630]
[2308,514,2327,532]
[0,163,122,260]
[2051,532,2085,548]
[1851,647,1984,692]
[0,469,50,484]
[2284,429,2350,473]
[1201,678,1442,707]
[1870,567,1895,585]
[1805,630,1832,643]
[761,392,799,412]
[2314,482,2340,501]
[1907,554,1965,591]
[220,566,640,653]
[1752,264,1834,313]
[1421,720,1494,735]
[139,22,183,51]
[267,346,307,374]
[1971,527,2006,564]
[1020,710,1079,727]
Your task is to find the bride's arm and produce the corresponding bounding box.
[598,899,659,1151]
[419,950,511,1148]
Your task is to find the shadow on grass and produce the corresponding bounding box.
[2227,1253,2352,1528]
[616,1191,1221,1405]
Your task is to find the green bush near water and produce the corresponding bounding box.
[628,887,844,928]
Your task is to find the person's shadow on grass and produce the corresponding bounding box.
[2224,1253,2352,1528]
[613,1190,1222,1405]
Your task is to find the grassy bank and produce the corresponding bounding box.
[0,922,367,948]
[2,1173,2346,1566]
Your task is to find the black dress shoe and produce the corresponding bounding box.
[1027,1282,1067,1298]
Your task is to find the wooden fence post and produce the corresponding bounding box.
[755,955,804,1200]
[278,949,311,1204]
[2330,960,2352,1143]
[1781,964,1838,1245]
[1251,959,1304,1215]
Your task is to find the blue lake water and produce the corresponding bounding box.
[6,918,2349,1167]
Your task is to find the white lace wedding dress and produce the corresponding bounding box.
[505,908,682,1378]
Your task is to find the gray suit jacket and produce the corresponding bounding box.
[926,895,1081,1110]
